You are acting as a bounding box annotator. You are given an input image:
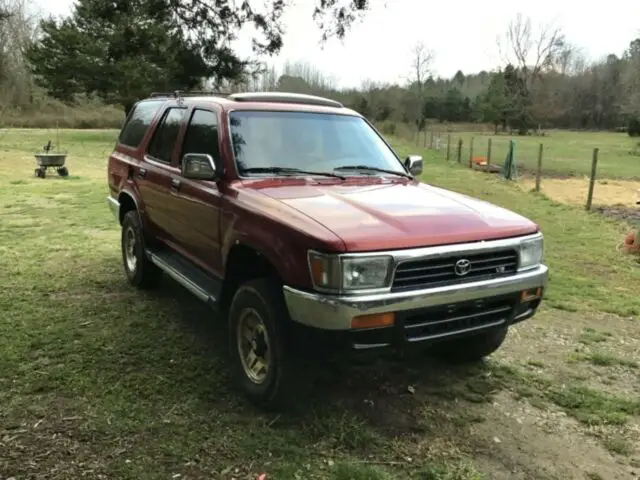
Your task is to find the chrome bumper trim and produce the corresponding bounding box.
[107,196,120,223]
[283,264,548,330]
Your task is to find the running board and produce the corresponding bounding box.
[147,249,222,307]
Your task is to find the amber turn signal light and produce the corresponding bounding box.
[351,312,395,329]
[520,287,542,303]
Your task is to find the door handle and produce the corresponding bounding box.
[171,178,181,190]
[137,167,147,179]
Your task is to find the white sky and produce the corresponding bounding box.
[39,0,640,89]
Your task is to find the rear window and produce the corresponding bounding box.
[118,100,164,148]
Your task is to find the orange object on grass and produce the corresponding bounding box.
[473,156,486,165]
[622,230,640,254]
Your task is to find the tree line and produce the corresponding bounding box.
[1,0,640,136]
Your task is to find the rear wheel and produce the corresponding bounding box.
[57,166,69,177]
[228,278,311,409]
[430,326,509,363]
[121,210,161,289]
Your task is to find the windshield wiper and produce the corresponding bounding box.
[334,165,412,179]
[241,167,345,179]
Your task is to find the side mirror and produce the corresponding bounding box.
[181,153,217,180]
[404,155,423,176]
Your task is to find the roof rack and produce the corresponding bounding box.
[149,90,231,99]
[228,92,344,108]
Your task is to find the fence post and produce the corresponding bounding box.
[468,136,474,168]
[535,143,543,192]
[446,134,451,161]
[429,131,434,149]
[586,148,599,211]
[457,138,463,163]
[487,138,492,168]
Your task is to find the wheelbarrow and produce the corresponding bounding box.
[34,140,69,178]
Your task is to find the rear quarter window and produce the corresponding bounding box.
[118,100,164,148]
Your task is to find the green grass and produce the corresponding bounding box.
[1,129,639,479]
[418,129,640,179]
[490,365,640,427]
[581,352,638,369]
[578,328,614,345]
[602,436,634,456]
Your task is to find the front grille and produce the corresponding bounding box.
[403,295,515,342]
[392,249,518,291]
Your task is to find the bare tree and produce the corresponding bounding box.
[553,43,580,75]
[496,14,565,132]
[408,41,434,94]
[498,14,565,88]
[0,0,40,107]
[622,39,640,116]
[405,41,434,135]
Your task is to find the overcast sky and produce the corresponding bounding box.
[39,0,640,88]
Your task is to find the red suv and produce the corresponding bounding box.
[107,91,548,408]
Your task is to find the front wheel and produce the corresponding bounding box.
[430,326,509,363]
[121,210,161,289]
[228,278,311,409]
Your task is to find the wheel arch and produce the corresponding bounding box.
[117,190,139,225]
[220,242,281,313]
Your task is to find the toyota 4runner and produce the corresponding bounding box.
[107,91,548,408]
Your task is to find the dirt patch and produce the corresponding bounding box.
[489,309,640,478]
[520,177,640,208]
[518,166,578,180]
[471,391,638,480]
[595,205,640,228]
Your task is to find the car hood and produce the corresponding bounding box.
[250,179,539,251]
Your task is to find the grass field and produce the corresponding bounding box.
[1,129,639,479]
[416,129,640,181]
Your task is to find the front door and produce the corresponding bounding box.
[171,108,224,276]
[139,106,187,246]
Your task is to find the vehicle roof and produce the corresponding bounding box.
[141,92,362,117]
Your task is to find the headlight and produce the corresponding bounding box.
[308,251,393,292]
[519,235,544,270]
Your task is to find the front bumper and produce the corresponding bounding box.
[283,264,548,348]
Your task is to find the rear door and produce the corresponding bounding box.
[170,107,224,276]
[138,106,187,244]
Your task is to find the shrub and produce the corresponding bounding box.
[0,95,125,129]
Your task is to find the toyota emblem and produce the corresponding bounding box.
[454,258,471,276]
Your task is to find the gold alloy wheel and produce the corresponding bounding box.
[124,226,137,272]
[237,307,271,384]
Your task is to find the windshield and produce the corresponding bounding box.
[229,111,406,176]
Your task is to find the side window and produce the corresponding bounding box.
[180,109,220,165]
[147,107,186,163]
[118,100,164,148]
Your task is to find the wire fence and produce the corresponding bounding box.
[411,130,640,213]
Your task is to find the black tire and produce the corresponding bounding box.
[35,168,45,178]
[57,167,69,177]
[121,210,161,289]
[430,326,509,363]
[228,278,311,409]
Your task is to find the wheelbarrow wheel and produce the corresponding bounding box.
[57,167,69,177]
[34,168,45,178]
